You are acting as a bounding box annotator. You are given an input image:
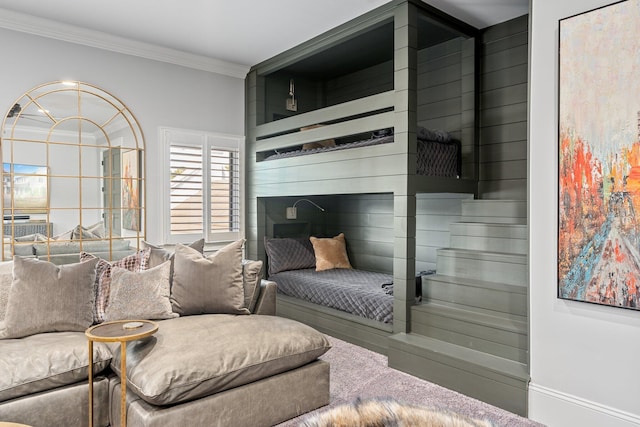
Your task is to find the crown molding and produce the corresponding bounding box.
[0,8,250,79]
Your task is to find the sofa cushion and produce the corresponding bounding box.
[80,249,151,323]
[109,314,330,406]
[104,261,177,321]
[1,256,99,339]
[0,331,112,402]
[33,239,131,256]
[171,240,249,315]
[242,259,263,312]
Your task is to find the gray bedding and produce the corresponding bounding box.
[270,268,393,324]
[263,135,394,161]
[263,133,460,178]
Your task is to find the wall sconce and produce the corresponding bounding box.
[286,78,297,112]
[286,198,325,220]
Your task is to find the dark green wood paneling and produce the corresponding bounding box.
[479,15,528,200]
[277,294,392,355]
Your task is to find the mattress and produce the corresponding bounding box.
[270,268,393,324]
[263,135,394,161]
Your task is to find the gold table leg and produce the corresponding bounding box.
[121,342,127,427]
[88,340,94,427]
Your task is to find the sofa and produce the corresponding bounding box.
[0,239,331,427]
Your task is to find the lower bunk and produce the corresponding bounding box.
[276,294,392,355]
[264,235,395,354]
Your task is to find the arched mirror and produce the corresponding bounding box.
[0,81,145,264]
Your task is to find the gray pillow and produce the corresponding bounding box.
[1,256,99,339]
[264,236,316,276]
[0,261,14,322]
[142,238,205,269]
[242,259,263,312]
[104,261,177,322]
[171,240,249,315]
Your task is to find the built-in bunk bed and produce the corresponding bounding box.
[245,0,479,355]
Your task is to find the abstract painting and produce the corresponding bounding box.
[121,149,140,231]
[558,0,640,310]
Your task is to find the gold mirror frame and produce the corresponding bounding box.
[0,81,146,263]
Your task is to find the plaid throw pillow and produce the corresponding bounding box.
[80,248,150,323]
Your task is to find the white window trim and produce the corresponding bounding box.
[160,127,245,245]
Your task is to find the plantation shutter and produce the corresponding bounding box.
[170,145,204,235]
[165,129,243,244]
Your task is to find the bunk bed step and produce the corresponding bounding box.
[387,332,529,416]
[435,248,527,286]
[449,222,528,254]
[421,274,527,317]
[460,199,527,225]
[411,302,528,363]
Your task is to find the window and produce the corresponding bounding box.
[161,128,243,244]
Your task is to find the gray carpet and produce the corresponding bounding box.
[277,335,545,427]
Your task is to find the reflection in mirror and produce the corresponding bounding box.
[0,81,145,263]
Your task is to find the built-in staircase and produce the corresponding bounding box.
[388,199,529,416]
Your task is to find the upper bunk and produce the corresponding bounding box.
[245,0,480,198]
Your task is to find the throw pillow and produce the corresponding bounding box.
[142,238,205,269]
[1,256,99,339]
[80,248,151,323]
[309,233,353,272]
[171,240,249,315]
[71,221,105,240]
[242,259,263,312]
[14,232,49,242]
[104,261,177,321]
[0,261,14,322]
[264,236,316,276]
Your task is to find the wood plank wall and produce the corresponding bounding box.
[260,193,472,275]
[417,37,476,179]
[479,15,528,200]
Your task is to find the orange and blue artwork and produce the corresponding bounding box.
[558,0,640,310]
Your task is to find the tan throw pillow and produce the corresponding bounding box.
[80,249,151,323]
[242,259,263,312]
[309,233,353,272]
[104,261,177,322]
[300,124,336,150]
[1,256,99,339]
[171,240,249,315]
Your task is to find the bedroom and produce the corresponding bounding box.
[0,1,637,426]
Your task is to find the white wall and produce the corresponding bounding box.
[529,1,640,426]
[0,27,245,243]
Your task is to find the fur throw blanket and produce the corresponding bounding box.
[300,398,495,427]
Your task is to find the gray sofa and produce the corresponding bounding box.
[9,239,135,265]
[0,253,331,427]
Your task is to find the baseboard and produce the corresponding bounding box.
[529,383,640,427]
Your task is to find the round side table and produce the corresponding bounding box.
[86,320,159,427]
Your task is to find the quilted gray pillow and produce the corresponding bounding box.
[264,237,316,276]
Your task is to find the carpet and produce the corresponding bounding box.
[276,335,545,427]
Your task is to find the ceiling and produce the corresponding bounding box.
[0,0,528,75]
